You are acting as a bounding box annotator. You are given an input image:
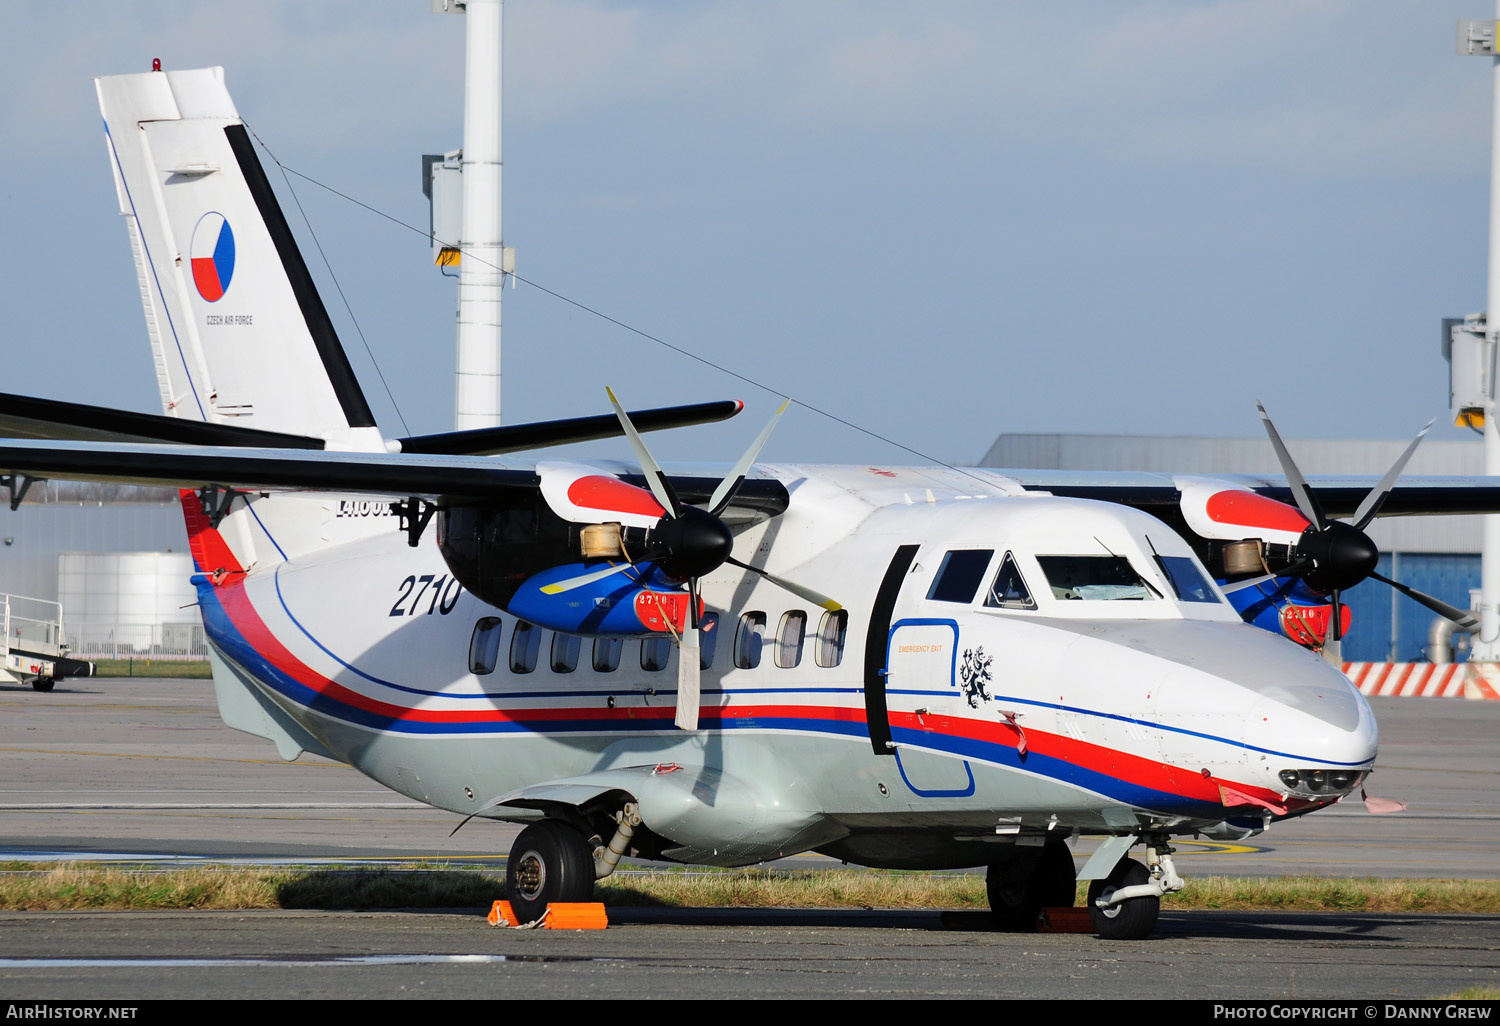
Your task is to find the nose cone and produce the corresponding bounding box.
[1220,630,1379,796]
[1095,620,1378,795]
[1249,682,1378,773]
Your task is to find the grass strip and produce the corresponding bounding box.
[88,660,212,679]
[0,865,1497,914]
[1444,988,1500,1000]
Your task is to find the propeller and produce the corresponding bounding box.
[548,390,839,730]
[1254,402,1472,658]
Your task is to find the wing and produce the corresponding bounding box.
[990,468,1500,519]
[0,392,744,459]
[0,391,323,449]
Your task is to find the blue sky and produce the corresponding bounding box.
[2,1,1495,466]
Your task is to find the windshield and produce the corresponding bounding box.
[1153,554,1221,604]
[1036,555,1157,601]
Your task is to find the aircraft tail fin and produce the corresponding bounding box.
[95,67,379,449]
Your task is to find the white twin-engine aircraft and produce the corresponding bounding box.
[2,66,1494,939]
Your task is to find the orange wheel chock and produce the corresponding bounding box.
[1036,907,1093,933]
[487,900,608,929]
[542,903,608,929]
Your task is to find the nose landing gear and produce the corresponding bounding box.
[1086,836,1183,940]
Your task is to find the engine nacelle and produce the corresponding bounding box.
[436,498,707,638]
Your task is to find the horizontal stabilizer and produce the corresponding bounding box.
[0,392,323,449]
[393,400,743,456]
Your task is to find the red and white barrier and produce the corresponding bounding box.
[1341,662,1500,699]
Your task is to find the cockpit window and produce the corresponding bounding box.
[984,552,1036,610]
[1153,554,1221,604]
[927,549,995,603]
[1036,555,1157,601]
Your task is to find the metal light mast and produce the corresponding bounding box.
[1454,8,1500,663]
[431,0,508,430]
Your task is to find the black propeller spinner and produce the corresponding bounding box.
[1294,519,1379,594]
[639,505,735,581]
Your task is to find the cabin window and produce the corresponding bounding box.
[926,549,995,603]
[509,620,541,673]
[593,637,623,673]
[699,612,720,669]
[469,617,503,675]
[984,552,1037,610]
[641,636,671,672]
[776,611,807,668]
[734,612,767,669]
[1036,555,1158,601]
[815,610,848,667]
[1152,553,1221,604]
[551,633,581,673]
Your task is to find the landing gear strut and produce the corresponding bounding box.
[505,819,595,924]
[986,840,1077,931]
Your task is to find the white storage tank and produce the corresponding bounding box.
[57,551,200,658]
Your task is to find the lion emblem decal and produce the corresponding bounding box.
[958,647,993,708]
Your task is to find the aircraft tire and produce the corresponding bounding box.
[986,840,1076,931]
[1086,858,1158,940]
[31,678,54,693]
[505,820,595,924]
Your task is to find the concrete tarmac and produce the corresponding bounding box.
[0,908,1495,1000]
[0,677,1496,999]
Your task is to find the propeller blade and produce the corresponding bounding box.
[1317,584,1346,665]
[676,629,701,731]
[707,400,790,517]
[1256,401,1325,530]
[1219,574,1277,595]
[1321,632,1342,666]
[1350,419,1434,532]
[675,578,701,731]
[606,387,683,519]
[1370,570,1479,630]
[1219,559,1310,594]
[726,556,842,611]
[539,561,638,596]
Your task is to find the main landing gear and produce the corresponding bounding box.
[504,805,642,924]
[505,820,595,924]
[985,840,1078,931]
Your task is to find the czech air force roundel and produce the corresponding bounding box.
[190,212,235,303]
